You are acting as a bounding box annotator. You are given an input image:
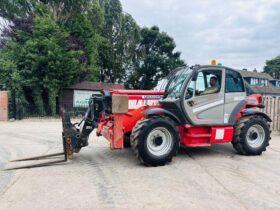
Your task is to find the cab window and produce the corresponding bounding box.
[195,70,222,96]
[225,70,244,93]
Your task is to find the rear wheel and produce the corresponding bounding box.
[232,115,271,155]
[130,116,179,166]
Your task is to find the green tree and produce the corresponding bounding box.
[99,0,123,82]
[264,56,280,79]
[0,0,33,20]
[0,1,106,115]
[63,13,100,81]
[118,13,141,83]
[128,26,184,90]
[0,12,83,115]
[0,0,185,117]
[0,0,91,21]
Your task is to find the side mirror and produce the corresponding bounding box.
[192,71,198,81]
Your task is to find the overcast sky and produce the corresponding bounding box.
[120,0,280,71]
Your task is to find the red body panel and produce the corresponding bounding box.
[179,126,212,147]
[97,90,163,149]
[178,125,233,147]
[238,93,263,121]
[116,90,163,133]
[98,90,261,149]
[210,126,234,143]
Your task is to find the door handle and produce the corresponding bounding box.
[188,100,198,106]
[188,100,197,107]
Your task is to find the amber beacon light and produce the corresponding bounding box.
[211,59,217,65]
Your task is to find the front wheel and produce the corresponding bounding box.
[232,115,271,155]
[130,116,179,166]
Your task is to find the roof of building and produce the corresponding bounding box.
[65,81,124,91]
[237,70,273,80]
[234,70,279,95]
[246,81,280,95]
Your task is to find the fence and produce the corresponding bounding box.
[263,97,280,132]
[9,103,88,120]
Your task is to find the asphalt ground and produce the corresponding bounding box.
[0,120,280,210]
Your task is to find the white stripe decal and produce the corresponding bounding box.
[234,96,245,101]
[193,100,224,113]
[128,99,160,109]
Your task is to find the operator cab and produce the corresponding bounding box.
[161,64,246,126]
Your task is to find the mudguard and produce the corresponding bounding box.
[144,108,182,124]
[242,109,272,122]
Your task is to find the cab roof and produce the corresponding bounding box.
[191,65,240,74]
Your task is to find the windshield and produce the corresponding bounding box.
[164,67,192,99]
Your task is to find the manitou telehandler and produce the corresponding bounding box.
[7,63,271,169]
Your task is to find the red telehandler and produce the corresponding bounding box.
[6,64,271,169]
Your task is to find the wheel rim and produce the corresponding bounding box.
[246,124,266,148]
[146,127,173,156]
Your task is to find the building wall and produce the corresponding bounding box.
[61,82,124,112]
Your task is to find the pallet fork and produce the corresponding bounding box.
[4,108,75,170]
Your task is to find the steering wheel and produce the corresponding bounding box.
[185,87,194,99]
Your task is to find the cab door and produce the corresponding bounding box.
[183,68,225,125]
[224,69,246,125]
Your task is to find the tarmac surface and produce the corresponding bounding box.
[0,120,280,210]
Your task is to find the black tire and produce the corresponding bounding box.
[123,134,131,148]
[130,116,179,166]
[232,115,271,155]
